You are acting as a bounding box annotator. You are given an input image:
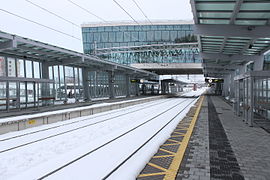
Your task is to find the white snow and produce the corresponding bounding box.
[0,96,160,124]
[0,90,205,180]
[182,87,208,97]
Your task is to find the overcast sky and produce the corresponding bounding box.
[0,0,193,52]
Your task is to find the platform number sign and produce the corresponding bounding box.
[28,119,36,125]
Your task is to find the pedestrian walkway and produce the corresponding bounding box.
[138,95,270,180]
[178,95,270,180]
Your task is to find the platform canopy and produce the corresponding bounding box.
[0,31,157,78]
[190,0,270,77]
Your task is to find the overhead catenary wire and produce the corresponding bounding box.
[66,0,107,22]
[66,0,140,50]
[25,0,81,28]
[131,0,152,25]
[112,0,142,28]
[0,8,81,41]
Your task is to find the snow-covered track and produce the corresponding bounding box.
[36,98,196,180]
[0,99,173,154]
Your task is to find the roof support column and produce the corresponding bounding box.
[126,75,131,98]
[254,55,264,71]
[41,62,50,103]
[82,67,91,102]
[108,71,115,99]
[229,72,235,100]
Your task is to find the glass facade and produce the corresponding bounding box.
[49,65,84,101]
[82,23,200,65]
[83,24,195,53]
[0,55,55,111]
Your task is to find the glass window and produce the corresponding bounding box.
[17,59,25,77]
[147,31,154,41]
[49,66,53,80]
[123,32,131,42]
[131,32,139,42]
[25,60,33,78]
[155,31,161,41]
[0,56,6,76]
[7,57,16,77]
[139,32,146,41]
[162,31,170,41]
[104,26,112,32]
[65,66,74,84]
[93,33,100,41]
[116,32,123,42]
[101,32,108,42]
[108,32,116,42]
[170,31,177,41]
[128,26,134,31]
[33,61,40,78]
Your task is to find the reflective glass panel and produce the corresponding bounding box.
[25,60,33,78]
[7,57,16,77]
[0,57,5,77]
[17,59,25,77]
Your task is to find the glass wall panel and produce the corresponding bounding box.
[101,32,108,42]
[25,60,33,78]
[0,82,6,110]
[17,59,25,77]
[27,82,34,107]
[8,82,17,109]
[139,31,146,41]
[147,31,154,41]
[7,57,16,77]
[162,31,170,41]
[0,57,6,76]
[116,32,123,42]
[154,31,161,41]
[33,61,40,78]
[20,82,26,108]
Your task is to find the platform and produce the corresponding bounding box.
[138,95,270,180]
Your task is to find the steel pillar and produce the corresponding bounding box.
[82,67,91,102]
[126,75,131,98]
[108,71,115,99]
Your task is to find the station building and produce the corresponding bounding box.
[81,21,201,65]
[0,31,156,112]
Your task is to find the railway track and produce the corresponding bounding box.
[36,98,197,179]
[0,99,178,153]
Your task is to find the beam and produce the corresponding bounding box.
[190,0,198,24]
[203,64,235,70]
[0,39,17,51]
[194,24,270,38]
[230,0,243,24]
[18,45,73,59]
[201,52,263,62]
[47,57,84,66]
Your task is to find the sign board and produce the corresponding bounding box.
[205,78,224,83]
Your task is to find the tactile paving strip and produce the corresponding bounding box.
[137,97,204,180]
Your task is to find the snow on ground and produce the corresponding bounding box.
[0,96,159,124]
[182,87,208,97]
[0,91,206,180]
[0,99,175,179]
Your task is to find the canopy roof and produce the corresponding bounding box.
[0,31,157,78]
[191,0,270,77]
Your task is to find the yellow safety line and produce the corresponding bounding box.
[173,132,186,135]
[147,162,168,172]
[159,148,176,155]
[161,143,181,146]
[163,96,204,180]
[138,172,167,177]
[175,128,188,130]
[171,134,185,137]
[153,154,175,158]
[167,139,179,143]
